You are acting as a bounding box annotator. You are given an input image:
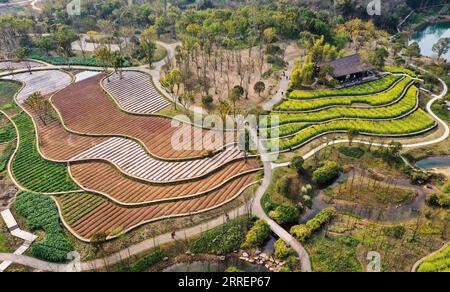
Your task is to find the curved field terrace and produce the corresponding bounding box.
[57,172,257,240]
[103,71,170,114]
[52,74,235,159]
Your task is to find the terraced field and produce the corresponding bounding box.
[52,74,234,159]
[2,70,72,103]
[276,76,412,112]
[70,159,261,204]
[267,72,436,152]
[289,74,402,100]
[103,71,170,114]
[57,172,257,240]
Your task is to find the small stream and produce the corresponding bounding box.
[299,170,428,224]
[416,156,450,170]
[163,258,268,272]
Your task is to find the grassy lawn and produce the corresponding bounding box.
[153,45,168,62]
[307,210,449,272]
[306,235,363,272]
[0,232,11,253]
[325,175,417,208]
[0,81,22,112]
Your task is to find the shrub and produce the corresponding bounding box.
[312,161,342,186]
[290,208,336,242]
[241,220,271,249]
[202,95,214,107]
[118,250,165,272]
[225,266,244,272]
[338,146,365,158]
[14,191,73,262]
[276,177,291,198]
[274,239,295,259]
[426,193,450,209]
[269,205,300,224]
[291,156,305,174]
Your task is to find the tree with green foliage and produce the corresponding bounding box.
[406,42,421,62]
[241,220,271,249]
[254,81,266,97]
[95,47,112,82]
[111,51,126,79]
[24,92,53,126]
[291,156,305,175]
[274,239,295,259]
[312,161,342,186]
[140,25,157,68]
[432,38,450,61]
[347,129,359,146]
[371,47,389,71]
[15,46,31,74]
[277,176,291,198]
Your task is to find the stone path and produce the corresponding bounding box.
[0,209,37,272]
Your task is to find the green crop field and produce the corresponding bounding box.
[289,75,402,100]
[269,110,435,151]
[11,113,79,193]
[272,85,418,126]
[417,246,450,272]
[277,77,413,111]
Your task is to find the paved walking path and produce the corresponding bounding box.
[251,130,312,272]
[262,61,294,111]
[0,205,250,272]
[0,210,37,272]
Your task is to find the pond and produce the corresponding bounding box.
[163,258,268,272]
[410,22,450,61]
[416,156,450,169]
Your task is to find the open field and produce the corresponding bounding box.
[52,74,236,159]
[276,76,411,112]
[103,71,170,114]
[57,172,257,240]
[70,159,260,205]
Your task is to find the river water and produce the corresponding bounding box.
[410,22,450,61]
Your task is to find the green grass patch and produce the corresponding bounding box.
[277,77,412,112]
[59,193,104,225]
[117,250,166,272]
[307,235,363,272]
[14,191,73,262]
[289,75,402,100]
[0,80,22,111]
[153,45,168,62]
[271,110,435,151]
[11,112,78,192]
[338,146,365,158]
[0,123,16,143]
[0,141,15,172]
[418,245,450,272]
[190,216,253,255]
[273,84,417,124]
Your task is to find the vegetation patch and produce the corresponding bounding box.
[11,113,78,192]
[306,235,363,272]
[277,77,412,112]
[59,193,104,225]
[0,81,22,110]
[241,219,271,249]
[290,208,337,242]
[14,191,73,262]
[117,250,166,272]
[289,75,402,99]
[338,146,365,158]
[0,141,14,172]
[272,110,435,151]
[312,161,342,186]
[190,216,253,255]
[327,173,417,207]
[417,245,450,272]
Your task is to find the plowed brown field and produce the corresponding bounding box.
[58,172,257,239]
[69,159,260,204]
[52,74,234,159]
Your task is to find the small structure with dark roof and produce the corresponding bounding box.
[318,54,373,84]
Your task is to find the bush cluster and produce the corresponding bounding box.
[241,220,271,249]
[290,208,336,242]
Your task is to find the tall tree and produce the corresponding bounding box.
[24,92,53,126]
[95,47,112,82]
[140,26,157,68]
[432,38,450,61]
[15,46,31,74]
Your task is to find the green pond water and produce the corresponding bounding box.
[411,22,450,61]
